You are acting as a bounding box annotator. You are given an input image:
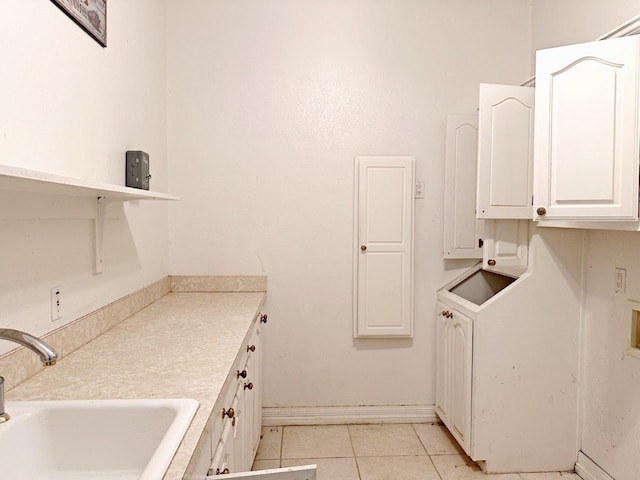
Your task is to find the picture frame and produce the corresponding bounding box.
[51,0,107,47]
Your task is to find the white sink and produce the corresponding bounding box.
[0,398,199,480]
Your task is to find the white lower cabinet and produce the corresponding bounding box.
[207,314,263,477]
[435,302,472,454]
[198,313,317,479]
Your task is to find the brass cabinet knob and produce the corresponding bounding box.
[216,467,230,475]
[244,382,254,390]
[441,310,453,319]
[360,245,367,251]
[247,344,256,352]
[221,407,235,419]
[487,259,496,266]
[536,207,547,216]
[260,313,268,324]
[237,369,247,379]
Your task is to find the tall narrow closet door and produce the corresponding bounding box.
[443,115,483,259]
[477,84,534,219]
[354,156,414,338]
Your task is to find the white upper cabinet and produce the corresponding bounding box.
[533,35,640,223]
[444,115,484,259]
[477,84,534,219]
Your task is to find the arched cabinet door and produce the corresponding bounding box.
[477,84,534,220]
[435,301,473,456]
[533,35,640,223]
[443,115,484,259]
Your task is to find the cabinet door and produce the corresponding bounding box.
[435,302,473,455]
[533,35,640,221]
[448,309,473,453]
[483,219,528,271]
[211,418,236,476]
[208,465,316,479]
[444,115,484,259]
[435,304,449,424]
[477,84,534,219]
[354,156,414,337]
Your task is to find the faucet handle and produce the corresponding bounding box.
[0,376,9,423]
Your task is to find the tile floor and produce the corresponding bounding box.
[252,423,581,480]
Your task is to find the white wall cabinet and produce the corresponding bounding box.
[354,156,414,337]
[443,115,484,259]
[477,84,534,220]
[482,219,528,273]
[533,35,640,223]
[435,302,472,454]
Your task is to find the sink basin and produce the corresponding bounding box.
[0,398,198,480]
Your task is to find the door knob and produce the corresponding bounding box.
[221,407,235,419]
[244,382,254,390]
[360,245,367,251]
[536,207,547,216]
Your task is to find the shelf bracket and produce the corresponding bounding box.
[95,196,114,274]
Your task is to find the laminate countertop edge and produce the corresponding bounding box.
[6,291,267,480]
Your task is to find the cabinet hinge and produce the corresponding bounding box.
[478,238,484,248]
[531,195,534,206]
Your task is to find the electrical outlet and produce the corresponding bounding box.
[50,286,62,322]
[616,268,627,294]
[415,181,425,199]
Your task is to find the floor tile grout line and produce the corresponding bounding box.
[411,423,445,480]
[347,424,363,480]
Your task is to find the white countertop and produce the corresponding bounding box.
[6,291,266,480]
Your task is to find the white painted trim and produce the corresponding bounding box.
[262,405,437,426]
[575,452,614,480]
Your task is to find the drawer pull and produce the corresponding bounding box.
[247,344,256,352]
[237,369,247,379]
[221,407,235,419]
[244,382,254,390]
[260,313,268,324]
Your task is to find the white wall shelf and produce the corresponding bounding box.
[0,164,179,273]
[0,164,179,201]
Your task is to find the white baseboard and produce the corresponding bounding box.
[262,404,438,426]
[575,451,614,480]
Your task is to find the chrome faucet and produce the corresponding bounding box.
[0,328,58,423]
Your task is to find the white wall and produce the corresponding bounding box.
[530,3,640,479]
[532,0,639,51]
[0,0,169,356]
[167,0,532,408]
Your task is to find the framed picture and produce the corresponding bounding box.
[51,0,107,47]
